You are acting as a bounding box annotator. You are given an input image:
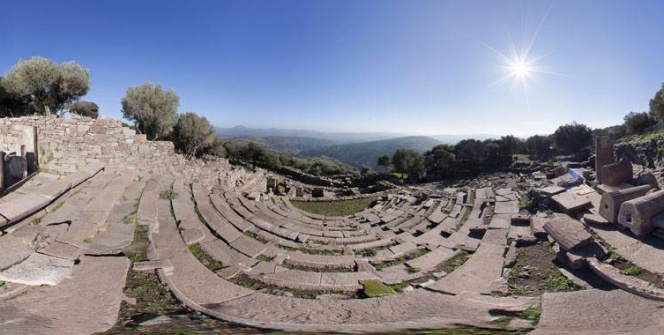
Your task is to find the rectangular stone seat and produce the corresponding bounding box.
[389,241,419,256]
[427,209,447,224]
[228,198,255,220]
[0,193,49,224]
[230,235,268,258]
[350,238,394,251]
[280,221,326,237]
[494,200,519,214]
[34,178,73,201]
[285,253,356,269]
[405,246,457,271]
[551,192,592,214]
[200,239,258,269]
[195,197,242,243]
[319,272,378,291]
[249,216,277,232]
[374,264,420,284]
[210,194,253,232]
[260,269,322,290]
[428,243,506,295]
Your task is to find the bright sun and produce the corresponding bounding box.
[509,59,532,78]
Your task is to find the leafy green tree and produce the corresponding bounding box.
[223,141,242,160]
[552,122,592,155]
[623,111,656,135]
[121,83,179,140]
[243,142,270,168]
[649,83,664,121]
[3,56,90,116]
[392,149,424,181]
[455,139,486,166]
[498,135,522,157]
[525,135,552,158]
[0,76,33,117]
[69,101,99,118]
[172,112,215,158]
[377,154,391,172]
[201,137,228,158]
[423,144,455,178]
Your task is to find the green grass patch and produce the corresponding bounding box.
[29,218,41,226]
[518,304,542,322]
[623,265,643,276]
[188,243,227,271]
[360,279,396,298]
[255,254,274,262]
[618,129,664,145]
[0,280,5,287]
[541,273,582,292]
[389,282,411,293]
[518,196,534,211]
[441,250,472,273]
[609,251,625,263]
[291,197,377,216]
[83,238,92,244]
[407,266,421,274]
[159,189,177,200]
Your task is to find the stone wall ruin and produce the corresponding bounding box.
[0,116,186,175]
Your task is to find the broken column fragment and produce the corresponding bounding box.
[601,160,632,187]
[599,185,652,223]
[618,189,664,236]
[595,136,615,184]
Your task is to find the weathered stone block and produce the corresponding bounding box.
[601,161,633,187]
[599,185,651,223]
[618,189,664,236]
[543,217,593,251]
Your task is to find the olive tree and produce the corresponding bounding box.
[172,112,215,158]
[391,148,424,181]
[624,111,656,135]
[552,122,592,155]
[377,154,391,171]
[121,83,179,140]
[3,56,90,116]
[649,83,664,121]
[69,101,99,119]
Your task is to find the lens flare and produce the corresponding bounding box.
[509,58,533,79]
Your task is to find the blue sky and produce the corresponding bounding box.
[2,0,663,136]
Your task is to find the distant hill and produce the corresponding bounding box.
[431,133,500,144]
[225,136,340,154]
[215,126,403,143]
[301,136,442,169]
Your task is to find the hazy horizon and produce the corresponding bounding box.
[3,0,663,136]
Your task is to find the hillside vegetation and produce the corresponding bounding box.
[224,136,340,154]
[301,136,442,169]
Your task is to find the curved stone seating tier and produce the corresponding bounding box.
[144,179,537,332]
[171,183,502,290]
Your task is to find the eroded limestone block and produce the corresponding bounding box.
[601,161,632,187]
[599,185,651,223]
[618,189,664,236]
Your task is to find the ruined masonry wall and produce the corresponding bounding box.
[0,116,185,175]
